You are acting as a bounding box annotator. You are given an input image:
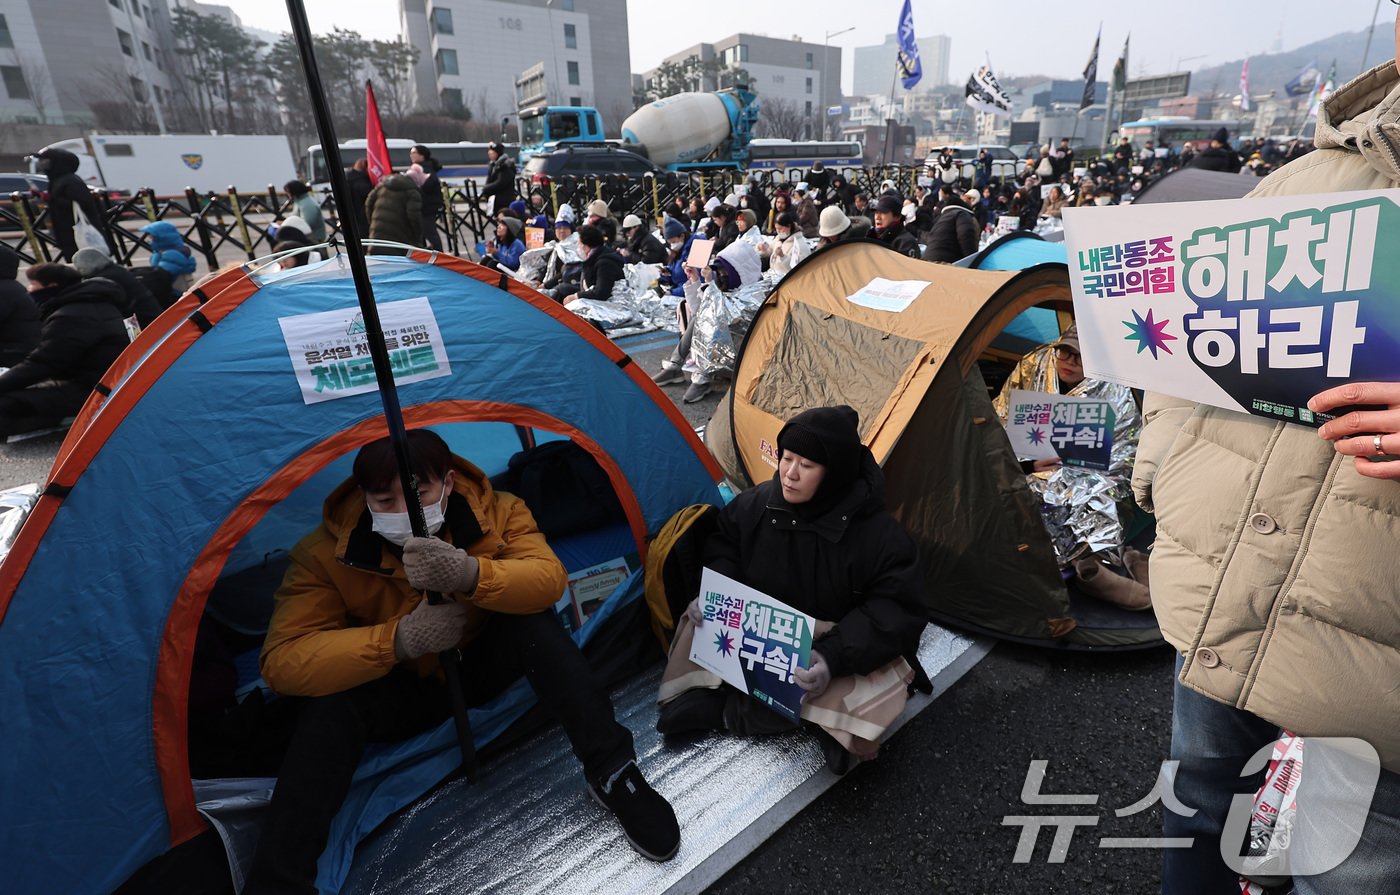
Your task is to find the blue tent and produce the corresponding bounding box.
[963,232,1069,353]
[0,253,724,894]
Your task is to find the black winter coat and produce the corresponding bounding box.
[1189,146,1243,174]
[576,245,625,301]
[418,157,445,214]
[481,156,517,212]
[37,148,101,261]
[0,277,128,394]
[87,261,162,327]
[0,248,39,367]
[873,221,921,258]
[922,205,980,263]
[626,228,668,264]
[345,166,372,238]
[704,455,927,679]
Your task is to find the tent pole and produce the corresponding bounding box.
[281,0,477,777]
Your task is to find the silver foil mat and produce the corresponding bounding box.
[341,624,979,895]
[992,344,1142,565]
[0,483,39,563]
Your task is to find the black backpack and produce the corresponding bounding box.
[491,440,625,538]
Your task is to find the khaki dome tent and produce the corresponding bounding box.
[706,241,1161,649]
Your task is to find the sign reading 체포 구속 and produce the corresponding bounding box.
[1063,189,1400,426]
[278,296,451,405]
[1005,389,1116,471]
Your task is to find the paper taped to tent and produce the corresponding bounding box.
[0,251,741,893]
[705,239,1163,651]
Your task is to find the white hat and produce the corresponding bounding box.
[621,213,643,229]
[818,205,850,238]
[795,182,809,193]
[703,196,721,213]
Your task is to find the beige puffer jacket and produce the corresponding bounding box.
[1132,60,1400,772]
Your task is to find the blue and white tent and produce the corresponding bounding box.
[0,251,724,893]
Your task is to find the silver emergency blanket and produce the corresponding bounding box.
[992,344,1141,564]
[0,483,39,563]
[510,235,584,288]
[566,263,671,332]
[341,624,982,894]
[687,279,770,380]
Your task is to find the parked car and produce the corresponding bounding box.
[0,172,48,231]
[523,145,672,180]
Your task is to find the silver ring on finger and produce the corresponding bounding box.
[1375,434,1385,457]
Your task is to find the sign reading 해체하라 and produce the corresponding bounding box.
[688,567,815,722]
[1063,189,1400,427]
[278,296,452,405]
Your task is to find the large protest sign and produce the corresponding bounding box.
[689,568,814,722]
[1004,389,1115,470]
[1064,190,1400,426]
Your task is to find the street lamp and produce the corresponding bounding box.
[824,27,854,140]
[1173,54,1206,73]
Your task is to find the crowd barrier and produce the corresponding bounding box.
[0,164,933,267]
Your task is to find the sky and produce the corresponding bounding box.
[220,0,1391,93]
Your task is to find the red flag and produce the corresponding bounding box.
[365,80,391,186]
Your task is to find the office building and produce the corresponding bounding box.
[852,32,950,96]
[0,0,177,127]
[401,0,633,131]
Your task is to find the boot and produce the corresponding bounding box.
[1122,547,1151,589]
[1073,558,1152,611]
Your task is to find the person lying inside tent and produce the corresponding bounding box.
[246,429,680,892]
[655,406,928,775]
[991,325,1147,609]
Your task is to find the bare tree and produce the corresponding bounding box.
[755,97,805,140]
[82,64,158,132]
[11,52,56,124]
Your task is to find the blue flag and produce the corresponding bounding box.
[896,0,922,89]
[1285,60,1319,97]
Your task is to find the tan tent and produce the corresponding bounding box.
[707,240,1162,649]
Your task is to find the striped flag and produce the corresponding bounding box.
[1239,59,1251,112]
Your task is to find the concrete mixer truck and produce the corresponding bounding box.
[515,87,759,172]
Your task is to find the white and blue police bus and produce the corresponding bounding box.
[306,140,512,189]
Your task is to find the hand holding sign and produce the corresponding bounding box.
[1311,382,1400,479]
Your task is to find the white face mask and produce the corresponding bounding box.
[369,478,450,546]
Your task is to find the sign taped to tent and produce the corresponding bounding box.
[278,297,452,404]
[845,277,931,314]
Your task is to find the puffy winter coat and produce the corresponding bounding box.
[0,247,39,367]
[140,221,197,278]
[704,453,926,679]
[0,276,128,394]
[576,245,624,301]
[261,457,567,697]
[1133,60,1400,772]
[365,174,423,250]
[921,204,979,263]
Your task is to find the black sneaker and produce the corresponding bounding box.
[588,761,681,861]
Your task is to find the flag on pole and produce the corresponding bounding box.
[1111,35,1130,93]
[1285,60,1320,97]
[1080,27,1101,111]
[365,80,392,186]
[965,64,1012,116]
[1308,60,1336,120]
[895,0,922,89]
[1239,58,1251,112]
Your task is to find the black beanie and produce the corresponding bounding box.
[778,405,861,477]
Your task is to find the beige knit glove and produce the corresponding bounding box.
[393,598,469,660]
[402,536,480,595]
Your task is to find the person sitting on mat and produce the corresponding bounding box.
[246,429,679,892]
[656,405,928,774]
